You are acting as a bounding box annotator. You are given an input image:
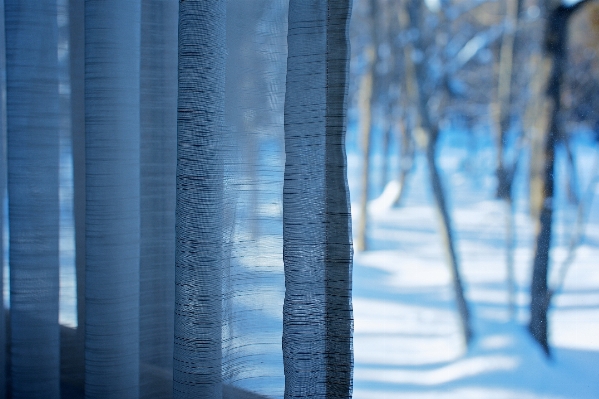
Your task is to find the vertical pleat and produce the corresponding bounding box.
[324,2,353,397]
[69,0,85,352]
[0,0,6,396]
[221,0,288,396]
[283,1,328,398]
[175,1,226,398]
[65,0,86,394]
[84,1,141,398]
[283,1,353,398]
[5,1,60,398]
[140,1,177,398]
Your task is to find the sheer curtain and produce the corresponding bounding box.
[0,1,353,398]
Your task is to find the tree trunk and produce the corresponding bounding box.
[175,1,226,398]
[505,198,517,320]
[380,124,391,192]
[491,0,522,320]
[425,134,472,345]
[356,68,372,251]
[356,0,381,252]
[391,0,419,208]
[494,0,521,200]
[406,0,472,346]
[563,138,579,204]
[399,120,415,204]
[5,1,61,397]
[528,0,591,356]
[356,69,372,251]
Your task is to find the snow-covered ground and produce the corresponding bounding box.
[350,129,599,398]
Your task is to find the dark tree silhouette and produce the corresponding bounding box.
[528,0,592,356]
[492,0,523,320]
[405,0,473,346]
[356,0,377,252]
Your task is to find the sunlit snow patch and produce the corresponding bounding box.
[368,180,402,215]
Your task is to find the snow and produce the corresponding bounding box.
[350,129,599,398]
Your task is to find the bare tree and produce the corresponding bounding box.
[356,0,379,251]
[491,0,523,320]
[403,0,474,345]
[528,0,592,356]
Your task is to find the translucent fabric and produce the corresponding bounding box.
[5,2,60,397]
[0,1,353,398]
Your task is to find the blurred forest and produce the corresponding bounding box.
[347,0,599,356]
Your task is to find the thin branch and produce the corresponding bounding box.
[549,148,599,300]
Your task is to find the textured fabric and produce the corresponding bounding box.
[5,1,60,397]
[283,0,329,395]
[222,0,288,397]
[175,1,226,397]
[69,0,85,354]
[0,0,6,395]
[283,1,353,398]
[323,2,354,396]
[84,1,141,397]
[140,1,178,398]
[0,2,354,398]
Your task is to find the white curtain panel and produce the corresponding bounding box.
[0,1,353,398]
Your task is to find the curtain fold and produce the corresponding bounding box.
[65,1,86,395]
[84,1,141,397]
[283,0,329,396]
[175,1,226,398]
[323,2,354,396]
[68,0,85,360]
[5,1,60,397]
[140,1,178,398]
[221,0,287,396]
[0,2,354,398]
[0,0,6,395]
[283,1,353,398]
